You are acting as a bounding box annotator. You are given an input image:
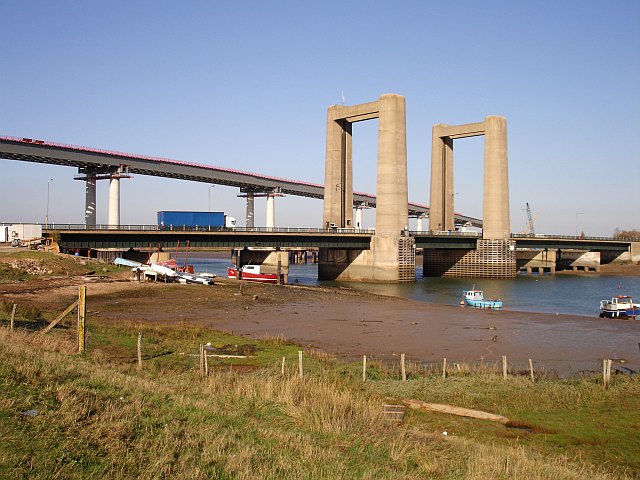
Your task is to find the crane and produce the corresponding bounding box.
[525,202,535,236]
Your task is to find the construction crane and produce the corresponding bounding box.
[525,202,535,235]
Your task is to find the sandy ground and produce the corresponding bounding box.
[2,268,639,376]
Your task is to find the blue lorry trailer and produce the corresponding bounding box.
[157,211,235,229]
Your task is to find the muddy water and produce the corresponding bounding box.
[188,253,640,316]
[186,253,640,375]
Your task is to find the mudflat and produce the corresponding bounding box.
[3,272,639,375]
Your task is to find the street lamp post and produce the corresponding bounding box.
[46,178,53,228]
[208,185,215,212]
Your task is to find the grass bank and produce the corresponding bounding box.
[0,250,637,478]
[1,313,637,479]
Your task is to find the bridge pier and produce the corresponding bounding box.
[423,239,517,278]
[266,193,275,229]
[108,176,120,227]
[319,235,415,283]
[517,249,557,275]
[84,174,96,227]
[75,165,129,228]
[245,191,255,228]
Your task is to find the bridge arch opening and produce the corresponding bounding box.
[428,116,510,240]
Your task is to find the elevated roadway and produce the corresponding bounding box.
[0,135,482,226]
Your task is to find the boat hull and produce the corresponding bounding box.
[600,307,640,319]
[465,299,503,309]
[227,267,279,284]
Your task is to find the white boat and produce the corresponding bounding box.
[463,287,503,309]
[175,271,214,285]
[599,295,640,319]
[114,257,143,268]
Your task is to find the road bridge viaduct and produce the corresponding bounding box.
[42,226,638,279]
[0,136,480,231]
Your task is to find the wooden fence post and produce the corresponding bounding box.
[362,355,367,382]
[401,353,406,382]
[137,332,143,370]
[528,358,534,382]
[199,344,204,377]
[77,286,86,354]
[442,358,447,380]
[204,348,209,377]
[502,355,507,380]
[298,350,303,379]
[281,356,286,376]
[603,358,612,389]
[10,303,17,330]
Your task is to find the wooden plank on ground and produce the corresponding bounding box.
[401,399,510,424]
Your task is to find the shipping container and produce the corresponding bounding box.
[10,224,42,241]
[157,211,235,229]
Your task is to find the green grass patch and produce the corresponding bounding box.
[0,317,636,479]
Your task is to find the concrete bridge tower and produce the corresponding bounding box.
[426,115,516,277]
[319,94,415,283]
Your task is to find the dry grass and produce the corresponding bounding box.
[0,324,635,479]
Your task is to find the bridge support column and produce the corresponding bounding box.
[416,215,424,232]
[483,116,510,239]
[245,191,255,229]
[108,176,120,227]
[266,194,275,229]
[84,174,96,227]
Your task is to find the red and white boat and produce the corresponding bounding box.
[227,265,280,284]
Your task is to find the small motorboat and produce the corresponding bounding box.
[175,271,214,286]
[463,287,503,309]
[599,295,640,319]
[228,264,280,284]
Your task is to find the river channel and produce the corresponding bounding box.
[187,253,640,318]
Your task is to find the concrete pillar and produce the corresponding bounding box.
[108,176,120,227]
[84,174,96,227]
[245,191,255,229]
[416,215,423,232]
[429,127,454,232]
[323,112,353,228]
[266,194,275,229]
[355,206,363,229]
[483,116,510,239]
[376,94,408,235]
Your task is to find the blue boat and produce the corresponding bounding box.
[463,287,503,309]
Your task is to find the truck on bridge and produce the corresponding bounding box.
[157,211,236,230]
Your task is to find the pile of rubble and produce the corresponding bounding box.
[7,259,53,275]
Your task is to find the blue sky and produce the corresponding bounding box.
[1,1,639,235]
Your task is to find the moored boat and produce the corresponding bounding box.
[463,287,503,309]
[599,295,640,319]
[227,265,280,284]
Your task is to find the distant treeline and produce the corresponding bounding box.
[613,228,640,239]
